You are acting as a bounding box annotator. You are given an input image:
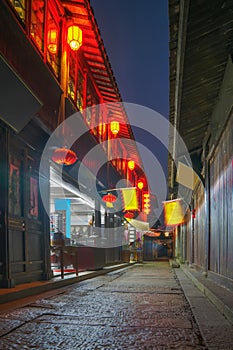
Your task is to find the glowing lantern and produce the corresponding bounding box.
[124,212,134,219]
[137,181,144,190]
[47,28,58,54]
[52,148,77,166]
[110,121,120,135]
[128,160,135,171]
[67,25,82,51]
[102,193,117,203]
[143,192,150,214]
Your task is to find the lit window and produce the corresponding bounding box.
[76,70,84,110]
[30,0,45,52]
[9,0,26,22]
[68,52,76,101]
[86,79,99,127]
[47,10,60,78]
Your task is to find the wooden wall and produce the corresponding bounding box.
[193,182,206,268]
[209,114,233,278]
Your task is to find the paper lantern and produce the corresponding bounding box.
[137,181,144,190]
[102,193,117,203]
[124,212,134,219]
[110,121,120,135]
[47,28,58,54]
[67,25,82,51]
[128,160,135,171]
[52,148,77,166]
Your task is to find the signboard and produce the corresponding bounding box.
[163,199,184,226]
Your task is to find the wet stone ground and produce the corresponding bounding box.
[0,262,207,349]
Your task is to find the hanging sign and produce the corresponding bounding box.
[163,198,184,226]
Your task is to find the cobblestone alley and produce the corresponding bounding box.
[0,262,232,349]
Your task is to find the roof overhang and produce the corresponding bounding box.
[169,0,233,187]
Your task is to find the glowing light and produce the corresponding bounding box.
[52,148,77,166]
[102,193,117,203]
[128,160,135,171]
[110,121,120,135]
[67,25,82,51]
[47,28,58,54]
[143,192,150,214]
[137,181,144,190]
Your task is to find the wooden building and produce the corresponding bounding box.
[169,0,233,287]
[0,0,145,287]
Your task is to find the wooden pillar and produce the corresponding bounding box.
[41,158,53,280]
[0,127,15,287]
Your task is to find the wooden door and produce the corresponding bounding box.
[8,139,45,285]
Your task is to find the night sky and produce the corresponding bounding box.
[90,0,169,117]
[90,1,169,216]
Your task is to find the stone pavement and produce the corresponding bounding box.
[0,262,232,349]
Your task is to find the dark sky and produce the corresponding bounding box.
[90,0,169,117]
[90,1,169,217]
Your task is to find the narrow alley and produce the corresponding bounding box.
[0,262,232,349]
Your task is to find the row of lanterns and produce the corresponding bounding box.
[47,24,83,55]
[52,121,120,166]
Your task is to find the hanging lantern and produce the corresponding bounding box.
[47,28,58,54]
[102,193,117,203]
[110,121,120,135]
[52,148,77,166]
[124,212,134,220]
[137,180,144,190]
[67,25,82,51]
[143,192,150,214]
[128,160,135,171]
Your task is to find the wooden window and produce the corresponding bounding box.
[76,70,84,110]
[46,9,60,78]
[9,155,22,217]
[30,0,45,52]
[86,78,99,128]
[68,51,77,101]
[68,51,85,111]
[8,0,27,23]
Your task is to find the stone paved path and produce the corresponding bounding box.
[0,262,207,349]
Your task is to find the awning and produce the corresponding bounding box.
[128,219,149,231]
[0,56,42,133]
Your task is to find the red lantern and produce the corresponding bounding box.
[124,212,134,219]
[52,148,77,166]
[192,209,196,219]
[102,193,117,203]
[47,28,58,54]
